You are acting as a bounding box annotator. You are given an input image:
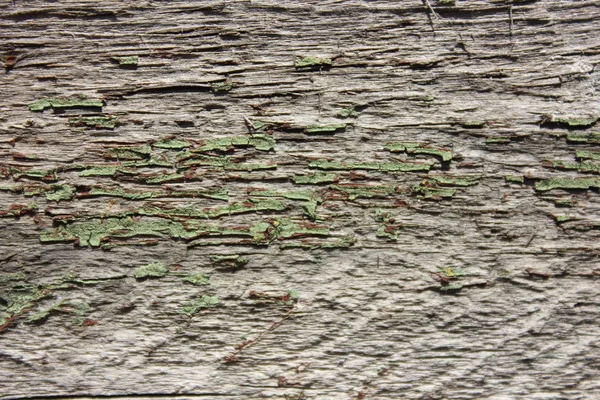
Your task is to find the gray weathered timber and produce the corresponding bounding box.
[1,0,600,399]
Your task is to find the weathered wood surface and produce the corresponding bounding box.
[1,0,600,399]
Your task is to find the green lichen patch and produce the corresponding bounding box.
[384,142,453,162]
[152,138,193,149]
[45,184,74,202]
[40,217,190,247]
[248,290,299,306]
[0,203,38,217]
[69,116,118,130]
[376,224,401,241]
[428,175,481,187]
[78,166,119,177]
[179,154,277,171]
[294,56,332,70]
[555,199,576,207]
[309,160,431,172]
[248,189,320,202]
[144,172,185,184]
[566,132,600,143]
[485,137,511,144]
[579,161,600,174]
[139,199,287,220]
[304,124,346,135]
[183,273,210,286]
[211,79,233,93]
[439,284,463,292]
[193,135,275,152]
[179,295,219,316]
[546,160,580,171]
[67,301,93,326]
[0,272,28,284]
[0,284,53,330]
[329,184,397,200]
[338,107,360,118]
[461,120,486,129]
[535,177,600,192]
[412,185,456,200]
[133,262,169,279]
[543,116,598,129]
[26,300,67,324]
[12,168,58,181]
[28,95,104,112]
[104,145,152,160]
[576,150,600,161]
[505,175,524,184]
[292,173,338,185]
[280,236,356,250]
[111,56,138,67]
[210,254,249,269]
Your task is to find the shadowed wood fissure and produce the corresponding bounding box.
[1,1,599,399]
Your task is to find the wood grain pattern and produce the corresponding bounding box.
[1,1,599,399]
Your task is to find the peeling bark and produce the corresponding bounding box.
[1,1,600,399]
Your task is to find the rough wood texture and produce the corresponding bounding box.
[1,1,600,399]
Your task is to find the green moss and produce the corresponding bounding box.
[69,116,118,130]
[86,188,155,200]
[535,177,600,192]
[292,173,338,185]
[505,175,524,184]
[338,107,359,118]
[308,160,431,172]
[384,142,452,162]
[105,145,151,160]
[111,56,138,66]
[28,95,104,112]
[179,295,219,316]
[486,137,511,144]
[295,56,332,69]
[211,79,233,93]
[576,150,600,161]
[0,285,53,328]
[183,273,210,286]
[133,262,168,279]
[304,124,346,134]
[330,184,397,200]
[428,175,481,186]
[566,132,600,143]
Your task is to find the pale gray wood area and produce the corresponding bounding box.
[1,0,600,399]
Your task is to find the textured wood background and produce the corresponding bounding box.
[1,1,600,399]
